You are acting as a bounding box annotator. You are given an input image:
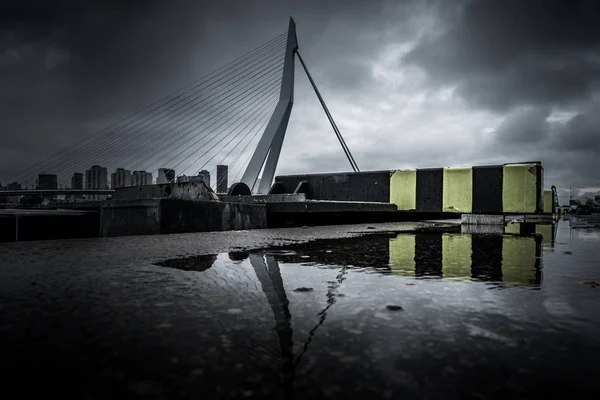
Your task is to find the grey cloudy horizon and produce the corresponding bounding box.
[1,0,599,202]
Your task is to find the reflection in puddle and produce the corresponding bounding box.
[156,222,557,289]
[154,254,217,272]
[142,220,600,398]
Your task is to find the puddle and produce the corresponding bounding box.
[143,219,600,398]
[156,223,556,287]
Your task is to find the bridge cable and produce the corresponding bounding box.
[190,96,280,177]
[209,100,277,189]
[6,31,287,183]
[47,37,288,181]
[212,109,274,191]
[47,46,286,182]
[160,79,282,177]
[296,50,360,172]
[137,68,283,176]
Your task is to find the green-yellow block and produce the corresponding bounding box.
[501,236,538,286]
[442,233,472,279]
[504,223,521,235]
[390,170,416,210]
[388,235,415,276]
[442,167,473,213]
[543,190,553,213]
[502,164,538,213]
[536,223,554,247]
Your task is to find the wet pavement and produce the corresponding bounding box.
[1,219,599,399]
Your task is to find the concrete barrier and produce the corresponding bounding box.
[502,163,543,213]
[274,161,546,214]
[100,198,266,237]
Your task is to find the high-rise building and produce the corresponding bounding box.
[132,170,153,186]
[111,168,132,189]
[37,174,58,190]
[216,165,228,193]
[176,172,210,186]
[198,170,211,187]
[85,165,108,200]
[71,172,84,190]
[157,168,175,184]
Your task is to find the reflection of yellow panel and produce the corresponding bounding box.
[442,167,473,213]
[501,236,537,285]
[504,223,520,235]
[389,235,415,275]
[390,170,416,210]
[502,164,538,213]
[442,234,472,279]
[536,223,553,246]
[543,190,553,214]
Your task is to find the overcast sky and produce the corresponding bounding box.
[1,0,599,200]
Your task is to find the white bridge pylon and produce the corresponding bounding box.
[236,17,358,195]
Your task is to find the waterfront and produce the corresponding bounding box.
[1,220,599,399]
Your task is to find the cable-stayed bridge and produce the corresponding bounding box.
[2,18,357,198]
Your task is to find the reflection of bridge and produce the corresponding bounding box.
[3,17,356,197]
[154,223,556,396]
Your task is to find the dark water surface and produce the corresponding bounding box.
[1,220,599,399]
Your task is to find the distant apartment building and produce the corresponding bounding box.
[67,172,84,201]
[132,170,153,186]
[157,168,175,184]
[71,172,84,190]
[198,170,211,187]
[6,182,22,190]
[85,165,108,200]
[216,165,228,193]
[111,168,132,189]
[177,171,210,186]
[37,174,58,190]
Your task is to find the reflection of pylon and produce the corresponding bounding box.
[248,254,295,397]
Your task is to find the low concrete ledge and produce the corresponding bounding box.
[219,193,307,204]
[100,198,266,237]
[113,181,218,201]
[462,213,554,226]
[461,224,505,235]
[461,214,505,225]
[266,201,397,213]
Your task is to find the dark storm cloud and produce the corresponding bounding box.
[487,104,600,189]
[0,0,420,184]
[494,107,551,144]
[403,0,600,111]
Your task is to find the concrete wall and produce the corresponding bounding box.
[113,181,218,201]
[100,198,266,237]
[272,171,390,202]
[274,161,545,214]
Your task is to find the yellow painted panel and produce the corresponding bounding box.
[536,223,554,247]
[390,170,416,210]
[543,190,553,214]
[442,233,472,279]
[442,167,473,213]
[502,164,538,213]
[504,223,520,235]
[501,236,537,286]
[388,235,415,275]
